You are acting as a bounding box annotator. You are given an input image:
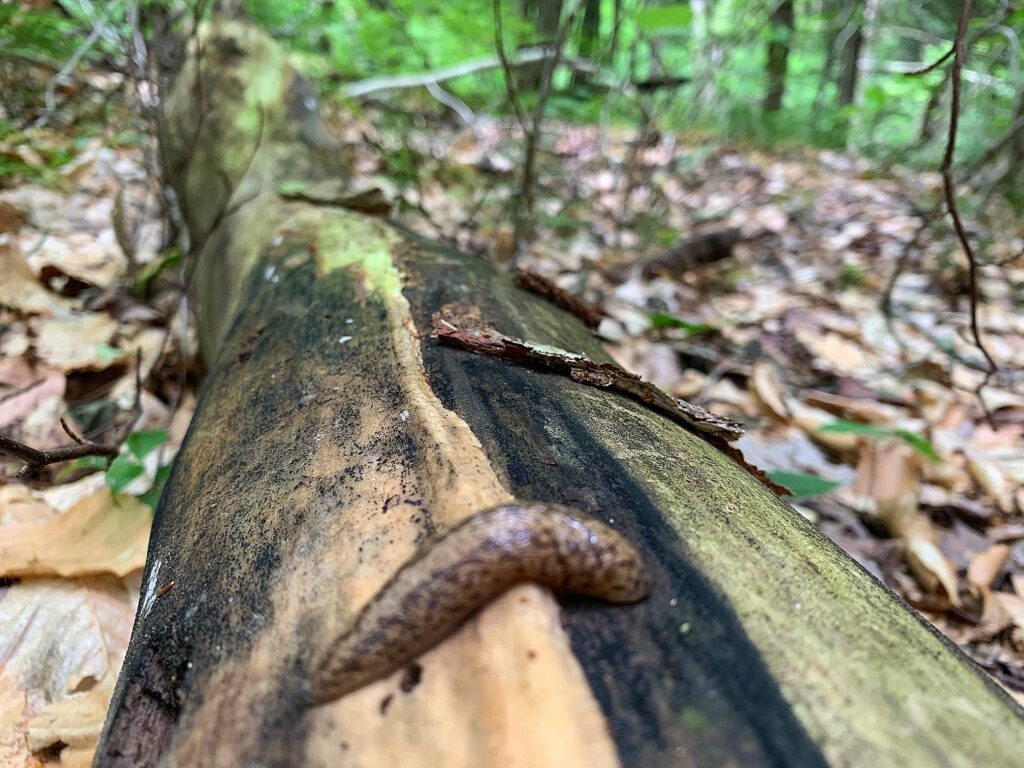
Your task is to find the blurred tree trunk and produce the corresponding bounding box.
[762,0,795,112]
[517,0,565,90]
[846,0,880,150]
[570,0,601,86]
[94,13,1024,768]
[836,0,862,106]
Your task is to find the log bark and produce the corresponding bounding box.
[95,17,1024,768]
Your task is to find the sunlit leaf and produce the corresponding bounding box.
[766,471,842,498]
[134,248,181,294]
[649,313,715,336]
[637,4,693,32]
[126,429,169,461]
[818,420,940,462]
[138,463,173,511]
[104,455,144,494]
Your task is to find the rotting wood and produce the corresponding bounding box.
[95,15,1024,768]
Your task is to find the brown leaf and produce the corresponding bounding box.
[0,360,65,430]
[749,360,790,421]
[0,576,137,768]
[0,243,70,317]
[0,487,151,577]
[852,440,960,605]
[33,314,124,372]
[0,200,25,234]
[967,545,1010,596]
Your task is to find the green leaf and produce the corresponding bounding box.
[817,419,888,436]
[277,179,308,196]
[649,313,715,336]
[54,454,108,483]
[766,471,842,498]
[818,420,940,462]
[892,429,942,463]
[126,429,169,461]
[138,463,173,511]
[863,85,887,109]
[71,455,110,471]
[134,248,181,294]
[637,4,694,32]
[105,455,144,494]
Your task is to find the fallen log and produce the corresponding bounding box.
[95,16,1024,768]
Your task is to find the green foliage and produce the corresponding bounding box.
[766,470,842,498]
[135,249,182,295]
[818,419,941,462]
[649,313,716,336]
[210,1,1023,193]
[637,4,693,34]
[104,429,171,510]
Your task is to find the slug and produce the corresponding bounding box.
[308,503,649,704]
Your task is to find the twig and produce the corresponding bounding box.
[511,0,586,260]
[493,0,528,130]
[342,46,553,100]
[0,349,145,479]
[0,429,117,479]
[938,0,998,408]
[424,80,476,124]
[904,45,955,76]
[38,9,110,121]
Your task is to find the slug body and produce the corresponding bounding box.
[308,503,648,704]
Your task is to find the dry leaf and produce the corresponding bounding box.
[0,576,137,767]
[0,487,151,577]
[0,243,70,316]
[965,448,1023,514]
[794,327,873,372]
[749,360,790,420]
[992,592,1024,633]
[33,314,124,372]
[967,545,1010,596]
[852,440,959,605]
[0,361,65,430]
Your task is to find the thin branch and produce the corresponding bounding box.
[939,0,998,406]
[903,45,955,76]
[511,0,586,260]
[342,46,553,99]
[39,9,110,120]
[0,349,145,479]
[0,431,118,479]
[424,80,476,124]
[493,0,529,129]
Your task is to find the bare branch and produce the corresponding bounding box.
[939,0,998,407]
[342,46,553,100]
[511,0,587,260]
[903,46,955,77]
[493,0,529,129]
[0,431,118,479]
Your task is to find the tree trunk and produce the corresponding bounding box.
[517,0,565,91]
[836,2,862,107]
[570,0,601,86]
[762,0,795,113]
[95,15,1024,768]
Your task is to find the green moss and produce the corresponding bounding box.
[315,216,402,297]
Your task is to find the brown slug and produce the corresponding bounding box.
[308,503,649,704]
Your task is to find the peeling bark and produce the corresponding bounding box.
[95,16,1024,768]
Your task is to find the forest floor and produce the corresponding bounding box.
[1,90,1023,763]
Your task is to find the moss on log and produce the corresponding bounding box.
[95,17,1024,768]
